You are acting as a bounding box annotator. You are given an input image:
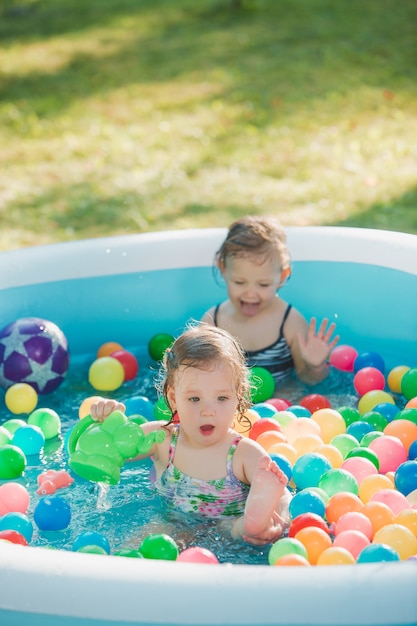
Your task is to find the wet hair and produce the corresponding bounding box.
[157,323,252,428]
[215,215,291,274]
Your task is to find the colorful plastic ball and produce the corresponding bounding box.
[12,425,45,456]
[334,511,374,540]
[401,368,417,401]
[387,366,410,394]
[114,549,143,558]
[33,496,71,531]
[249,366,275,403]
[361,411,388,432]
[265,397,291,411]
[317,546,356,565]
[362,501,395,534]
[311,408,346,443]
[372,402,399,422]
[337,406,361,427]
[177,546,219,564]
[325,492,363,524]
[78,395,103,419]
[123,395,154,420]
[394,460,417,496]
[358,474,395,504]
[354,352,385,374]
[268,453,293,481]
[273,410,296,429]
[409,440,417,461]
[273,554,311,566]
[28,407,61,439]
[0,512,33,542]
[0,482,30,515]
[251,402,278,418]
[341,456,378,485]
[73,530,111,554]
[360,431,384,447]
[358,390,395,415]
[283,417,321,444]
[300,394,331,413]
[292,453,332,490]
[294,526,332,565]
[249,418,282,441]
[353,367,385,397]
[373,523,417,560]
[233,409,259,437]
[97,341,123,358]
[394,508,417,536]
[406,397,417,409]
[0,445,26,479]
[330,433,360,458]
[289,489,326,519]
[346,421,375,442]
[369,489,410,515]
[5,383,38,414]
[88,357,125,391]
[287,404,311,418]
[77,545,108,555]
[268,442,297,465]
[288,512,330,538]
[357,543,400,563]
[0,317,70,394]
[268,537,308,565]
[139,533,179,560]
[1,418,26,435]
[329,345,358,372]
[314,444,344,468]
[345,446,380,469]
[153,396,171,421]
[148,334,174,362]
[0,529,28,546]
[293,434,323,458]
[110,349,139,381]
[368,435,407,473]
[395,407,417,426]
[0,426,12,447]
[384,420,417,453]
[333,529,370,559]
[256,430,287,451]
[318,468,359,497]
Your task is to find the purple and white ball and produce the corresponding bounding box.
[0,317,70,394]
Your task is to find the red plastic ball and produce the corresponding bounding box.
[300,394,331,413]
[265,398,291,411]
[353,367,385,396]
[288,513,331,538]
[249,418,282,440]
[329,345,358,372]
[0,529,28,546]
[110,350,139,381]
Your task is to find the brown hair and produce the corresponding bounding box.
[158,323,252,427]
[216,215,291,275]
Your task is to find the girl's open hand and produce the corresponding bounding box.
[297,317,339,368]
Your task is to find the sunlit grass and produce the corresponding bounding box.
[0,0,416,250]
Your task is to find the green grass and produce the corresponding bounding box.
[1,0,416,250]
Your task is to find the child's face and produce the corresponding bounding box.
[166,360,238,445]
[221,254,282,317]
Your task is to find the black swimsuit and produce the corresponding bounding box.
[213,303,294,384]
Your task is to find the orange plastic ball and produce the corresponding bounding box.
[405,397,417,410]
[78,395,104,419]
[394,508,417,537]
[273,554,311,566]
[362,501,395,534]
[268,443,297,465]
[294,526,333,565]
[97,341,124,358]
[325,492,363,525]
[233,409,259,437]
[256,430,287,451]
[314,444,344,468]
[383,419,417,453]
[284,417,321,444]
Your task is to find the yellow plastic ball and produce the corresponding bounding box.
[373,523,417,560]
[78,395,104,419]
[311,408,346,443]
[5,383,38,415]
[88,357,125,391]
[387,365,411,394]
[316,546,356,566]
[358,390,395,415]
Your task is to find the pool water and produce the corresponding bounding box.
[0,348,407,566]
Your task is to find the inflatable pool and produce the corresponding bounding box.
[0,226,417,626]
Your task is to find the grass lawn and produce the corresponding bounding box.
[1,0,416,250]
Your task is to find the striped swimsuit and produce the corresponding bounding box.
[213,303,294,384]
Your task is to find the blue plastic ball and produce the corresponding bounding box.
[289,489,326,519]
[252,402,277,418]
[346,421,375,441]
[354,352,385,374]
[12,424,45,456]
[287,404,311,418]
[33,496,71,531]
[357,543,400,563]
[124,395,154,420]
[0,512,33,542]
[394,460,417,496]
[373,402,399,422]
[292,453,332,490]
[73,530,111,554]
[408,439,417,461]
[269,453,292,482]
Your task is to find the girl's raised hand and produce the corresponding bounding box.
[297,317,339,368]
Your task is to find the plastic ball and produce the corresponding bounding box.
[334,511,374,540]
[233,409,259,436]
[372,402,399,422]
[0,445,26,479]
[123,395,154,420]
[314,444,344,468]
[273,554,311,566]
[345,446,380,469]
[268,442,297,465]
[353,367,385,396]
[28,407,61,439]
[340,456,378,485]
[0,512,33,542]
[406,397,417,410]
[330,433,360,458]
[139,533,179,560]
[354,352,385,374]
[1,418,26,435]
[273,410,296,429]
[333,529,370,559]
[369,489,410,515]
[317,546,356,565]
[153,396,171,421]
[77,545,108,555]
[358,390,395,415]
[12,425,45,456]
[409,440,417,461]
[0,317,69,394]
[361,411,388,432]
[325,492,363,524]
[73,530,111,554]
[363,501,395,534]
[329,345,358,372]
[373,523,417,560]
[289,489,326,519]
[360,431,384,447]
[148,334,174,362]
[337,406,361,427]
[310,408,346,443]
[287,404,311,418]
[395,407,417,426]
[283,417,321,444]
[401,368,417,401]
[110,349,139,381]
[292,453,332,490]
[113,549,143,559]
[299,394,331,413]
[0,426,12,446]
[318,468,359,497]
[256,430,287,451]
[5,383,38,414]
[97,341,123,358]
[394,460,417,496]
[357,543,400,563]
[177,547,219,564]
[249,418,282,441]
[0,529,28,546]
[251,402,278,418]
[368,435,407,473]
[78,395,103,419]
[346,421,375,442]
[33,496,71,531]
[288,512,330,538]
[268,537,308,565]
[0,482,30,515]
[265,397,291,411]
[88,356,125,391]
[358,473,394,504]
[394,508,417,536]
[387,366,410,394]
[294,526,332,565]
[293,434,323,458]
[249,366,275,403]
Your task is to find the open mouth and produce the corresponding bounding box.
[240,301,259,317]
[200,424,214,435]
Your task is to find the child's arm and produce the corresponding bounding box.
[201,306,216,325]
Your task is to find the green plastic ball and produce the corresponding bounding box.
[249,366,275,403]
[148,333,175,362]
[138,533,179,560]
[401,368,417,400]
[28,408,61,440]
[0,445,26,479]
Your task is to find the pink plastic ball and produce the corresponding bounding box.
[177,546,219,564]
[369,489,410,515]
[333,529,371,559]
[368,435,407,473]
[353,367,386,396]
[334,512,374,540]
[0,482,30,516]
[340,456,378,485]
[329,345,358,372]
